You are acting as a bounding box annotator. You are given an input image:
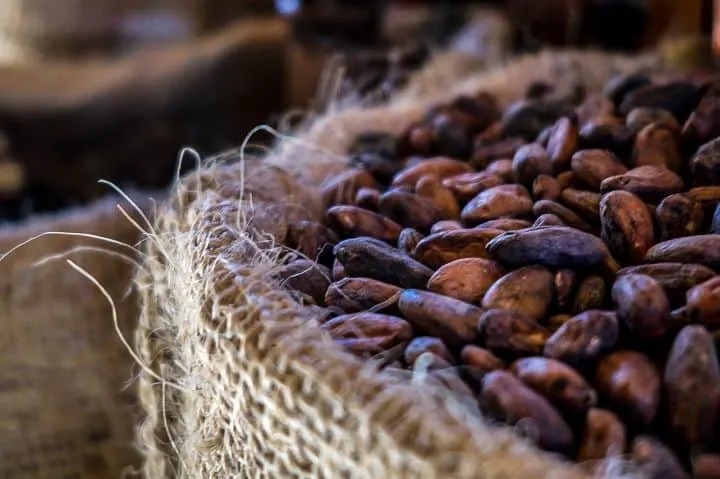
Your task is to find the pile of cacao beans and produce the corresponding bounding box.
[278,73,720,478]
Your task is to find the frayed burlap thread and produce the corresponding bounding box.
[137,50,659,479]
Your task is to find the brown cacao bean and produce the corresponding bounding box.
[618,263,715,306]
[664,325,720,449]
[656,194,704,241]
[554,269,577,310]
[533,200,593,233]
[334,237,433,289]
[686,276,720,329]
[429,220,463,234]
[486,226,614,270]
[332,258,347,281]
[414,228,503,269]
[632,123,683,172]
[533,213,565,227]
[475,218,532,231]
[532,174,562,201]
[631,436,689,479]
[560,188,601,221]
[322,313,413,357]
[572,276,606,314]
[510,357,596,413]
[480,309,551,357]
[571,149,627,191]
[327,205,403,243]
[287,220,339,266]
[427,258,504,306]
[544,310,619,366]
[645,235,720,269]
[626,107,680,135]
[325,277,402,314]
[415,176,461,220]
[404,336,455,366]
[611,274,669,342]
[472,138,527,169]
[392,157,472,187]
[512,143,554,187]
[600,165,685,203]
[546,116,578,171]
[479,371,574,453]
[600,190,655,265]
[441,171,504,203]
[378,190,445,232]
[578,408,626,462]
[397,227,424,255]
[461,345,505,378]
[277,259,331,305]
[691,138,720,186]
[484,158,514,182]
[398,289,482,349]
[482,266,554,321]
[595,351,661,427]
[355,187,381,211]
[321,168,379,207]
[460,184,534,225]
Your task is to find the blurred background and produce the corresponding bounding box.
[0,0,711,225]
[0,2,714,479]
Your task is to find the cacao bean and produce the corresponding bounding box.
[334,237,433,289]
[600,165,685,203]
[484,158,514,182]
[546,116,578,172]
[645,235,720,269]
[486,226,615,270]
[618,81,700,123]
[595,351,661,427]
[626,107,680,135]
[277,259,331,305]
[578,408,626,462]
[378,190,445,232]
[460,184,534,225]
[325,277,402,314]
[572,276,606,314]
[472,138,527,169]
[479,371,574,453]
[512,143,553,187]
[664,325,720,449]
[397,227,424,255]
[532,174,562,201]
[355,187,381,211]
[694,454,720,479]
[544,310,619,366]
[442,171,504,203]
[631,436,689,479]
[482,266,554,321]
[533,213,565,227]
[600,190,655,265]
[427,258,504,306]
[398,289,482,349]
[510,357,596,413]
[618,263,715,306]
[415,176,461,220]
[327,205,403,243]
[571,149,627,191]
[475,218,532,231]
[611,274,669,342]
[287,220,339,266]
[321,168,379,207]
[686,277,720,329]
[414,228,503,269]
[560,188,601,221]
[392,157,472,187]
[632,123,683,172]
[429,220,462,234]
[404,336,455,366]
[554,269,577,310]
[480,309,551,357]
[533,200,593,233]
[692,138,720,186]
[322,313,413,357]
[656,194,704,241]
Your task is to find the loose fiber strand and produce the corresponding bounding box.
[66,259,188,393]
[31,245,146,271]
[0,231,144,265]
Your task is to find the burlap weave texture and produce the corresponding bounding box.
[136,50,659,479]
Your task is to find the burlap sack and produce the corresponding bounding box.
[137,50,661,478]
[0,194,151,478]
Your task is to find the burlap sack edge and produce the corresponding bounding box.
[136,49,661,479]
